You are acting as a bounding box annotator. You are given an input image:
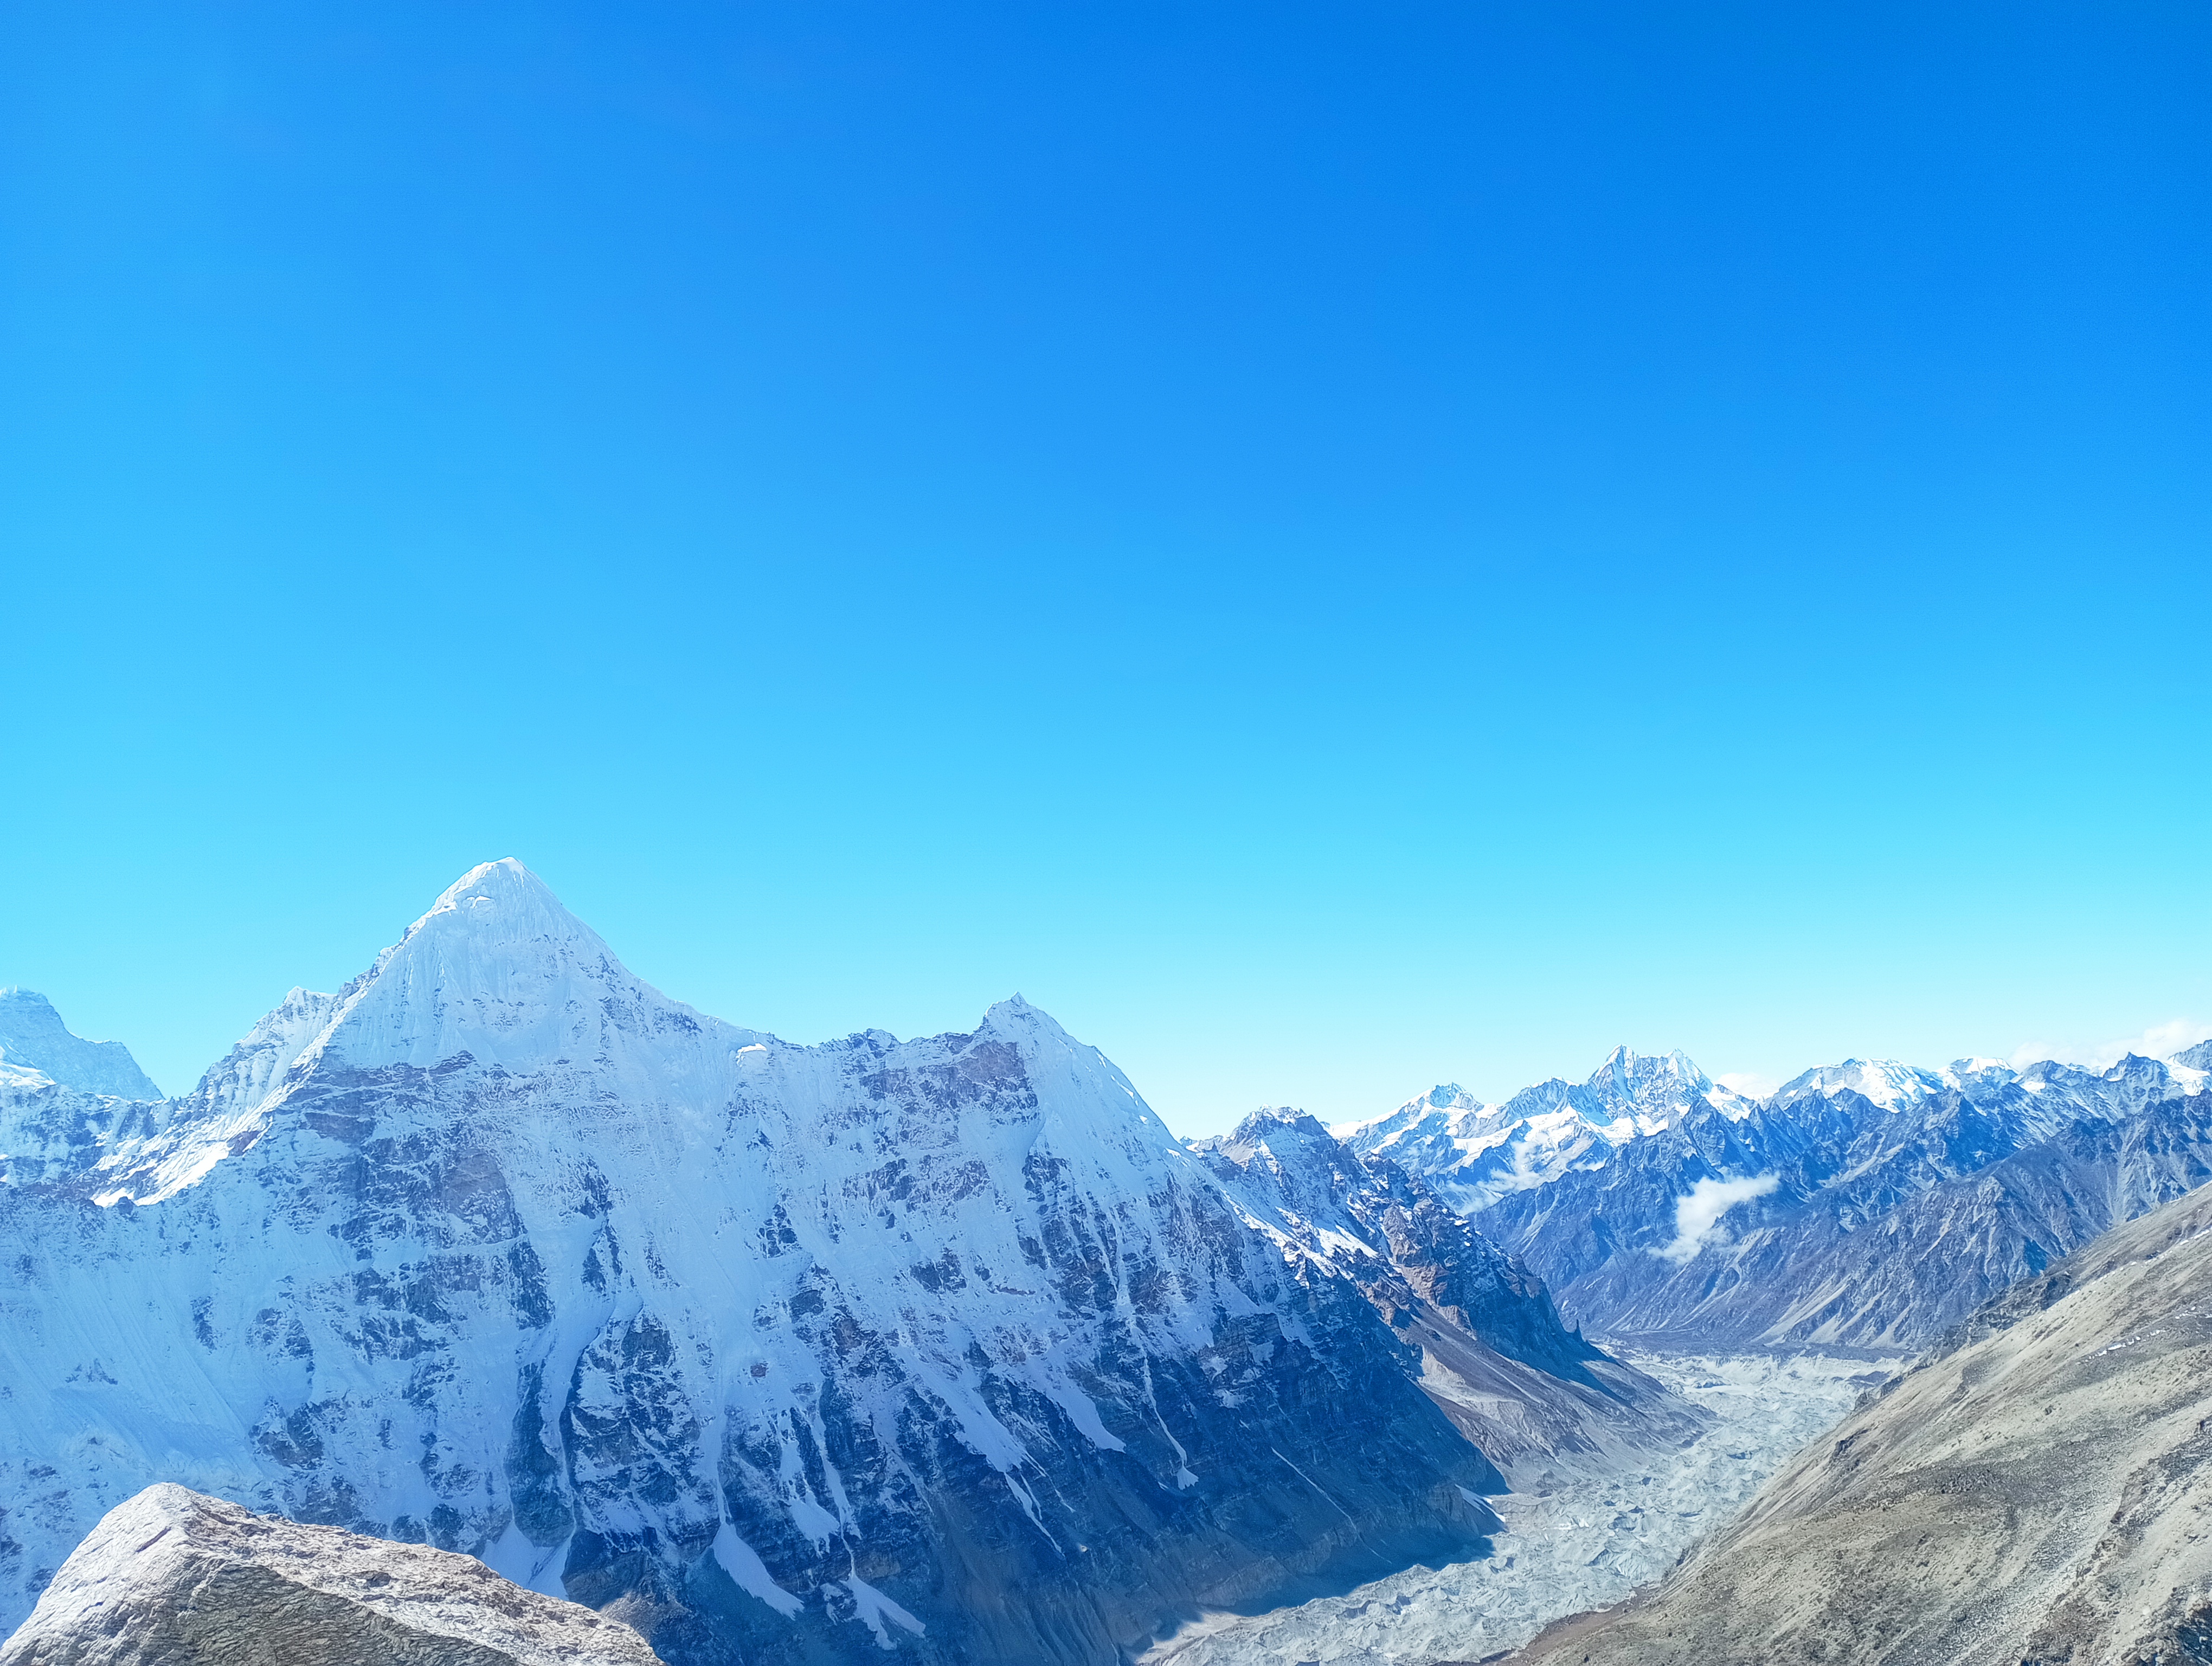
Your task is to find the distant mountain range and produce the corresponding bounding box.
[1345,1041,2212,1349]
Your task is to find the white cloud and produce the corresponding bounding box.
[2008,1018,2212,1074]
[1716,1071,1780,1100]
[1654,1173,1780,1264]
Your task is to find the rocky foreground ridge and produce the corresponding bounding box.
[1516,1177,2212,1666]
[0,1482,660,1666]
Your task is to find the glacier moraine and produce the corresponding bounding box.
[1139,1350,1894,1666]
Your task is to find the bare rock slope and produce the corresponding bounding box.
[0,1483,660,1665]
[1517,1179,2212,1666]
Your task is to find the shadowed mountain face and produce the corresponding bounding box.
[0,862,1643,1666]
[1189,1111,1709,1492]
[1352,1048,2212,1351]
[1519,1178,2212,1666]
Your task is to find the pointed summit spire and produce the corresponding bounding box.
[388,859,606,961]
[420,857,569,922]
[327,859,653,1073]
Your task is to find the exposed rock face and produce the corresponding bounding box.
[1189,1111,1709,1489]
[1516,1179,2212,1666]
[0,1482,660,1665]
[0,863,1566,1666]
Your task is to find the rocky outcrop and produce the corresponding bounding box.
[0,1483,659,1665]
[1515,1178,2212,1666]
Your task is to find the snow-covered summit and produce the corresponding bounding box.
[1582,1045,1758,1132]
[324,856,744,1076]
[0,987,161,1099]
[1341,1047,1752,1212]
[1329,1082,1479,1151]
[1766,1057,1956,1113]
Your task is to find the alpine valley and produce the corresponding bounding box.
[4,861,2210,1666]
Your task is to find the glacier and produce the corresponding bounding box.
[1136,1350,1888,1666]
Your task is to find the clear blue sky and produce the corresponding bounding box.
[4,2,2207,1132]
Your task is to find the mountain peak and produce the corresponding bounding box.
[1587,1045,1711,1092]
[421,857,567,922]
[1772,1058,1951,1113]
[388,860,607,964]
[978,995,1082,1052]
[311,858,689,1078]
[1211,1105,1339,1161]
[0,989,162,1100]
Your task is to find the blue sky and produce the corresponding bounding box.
[4,2,2208,1132]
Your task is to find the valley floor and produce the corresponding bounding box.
[1137,1349,1895,1666]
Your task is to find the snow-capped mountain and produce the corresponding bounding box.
[1354,1045,2212,1350]
[1187,1110,1708,1491]
[0,988,160,1100]
[1762,1057,1954,1113]
[1338,1049,1757,1213]
[0,862,1640,1666]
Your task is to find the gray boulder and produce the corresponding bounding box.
[0,1484,660,1666]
